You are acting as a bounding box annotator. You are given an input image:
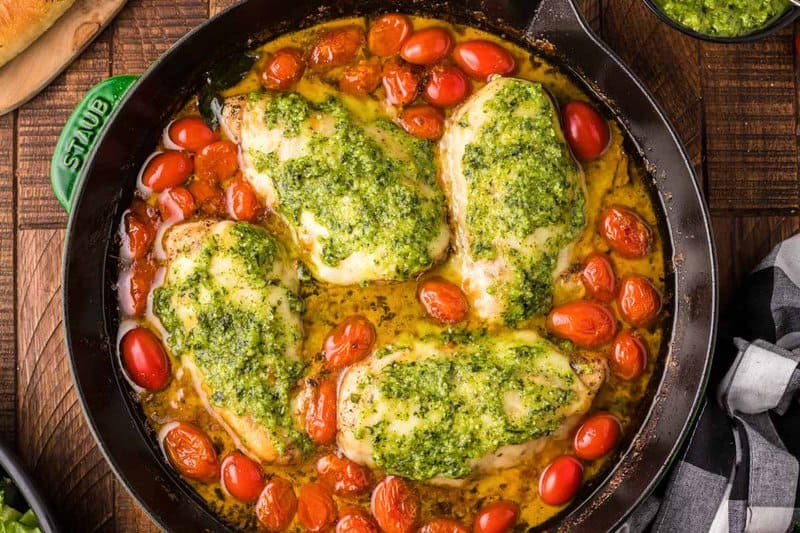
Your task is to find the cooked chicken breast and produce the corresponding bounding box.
[152,220,308,463]
[227,92,450,285]
[337,330,605,483]
[440,77,586,324]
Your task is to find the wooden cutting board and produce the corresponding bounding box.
[0,0,127,116]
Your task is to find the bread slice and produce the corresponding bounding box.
[0,0,77,67]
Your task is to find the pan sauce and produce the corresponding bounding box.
[120,16,666,531]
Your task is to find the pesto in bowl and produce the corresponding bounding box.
[654,0,792,37]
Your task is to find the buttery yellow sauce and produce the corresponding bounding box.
[130,16,666,531]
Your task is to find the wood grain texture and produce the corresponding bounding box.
[209,0,240,17]
[0,113,15,446]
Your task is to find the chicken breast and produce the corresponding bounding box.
[440,77,586,325]
[229,91,450,285]
[152,220,308,463]
[337,330,605,483]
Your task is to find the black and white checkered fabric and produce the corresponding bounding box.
[624,234,800,532]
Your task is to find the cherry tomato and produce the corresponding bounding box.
[123,211,155,260]
[367,14,413,56]
[221,452,265,503]
[305,378,337,445]
[340,59,383,96]
[158,186,196,221]
[310,27,364,72]
[423,65,469,108]
[323,315,376,369]
[420,518,469,533]
[120,327,170,391]
[371,476,419,533]
[256,476,297,532]
[316,453,372,495]
[337,507,379,533]
[400,28,452,65]
[168,116,218,152]
[618,276,661,327]
[539,455,583,506]
[163,422,219,483]
[574,413,621,460]
[195,140,239,182]
[546,301,617,348]
[397,105,444,140]
[472,501,519,533]
[598,206,653,259]
[297,482,337,532]
[226,177,261,222]
[452,40,516,81]
[382,59,420,106]
[418,277,469,324]
[261,48,306,91]
[562,100,610,162]
[581,253,615,302]
[189,179,226,217]
[141,151,193,192]
[610,330,648,380]
[119,258,157,317]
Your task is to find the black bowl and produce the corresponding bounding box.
[641,0,800,43]
[0,441,61,533]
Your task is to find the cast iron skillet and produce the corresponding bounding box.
[54,0,717,530]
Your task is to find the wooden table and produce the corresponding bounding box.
[0,0,797,530]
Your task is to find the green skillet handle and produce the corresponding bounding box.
[50,75,140,213]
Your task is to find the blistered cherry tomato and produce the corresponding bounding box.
[420,517,469,533]
[158,186,196,221]
[310,27,364,72]
[473,500,519,533]
[382,59,420,106]
[371,476,419,533]
[316,453,372,495]
[400,28,452,65]
[423,65,469,107]
[256,476,297,532]
[261,48,306,91]
[141,151,193,192]
[221,452,265,503]
[196,140,238,182]
[546,301,617,348]
[189,179,226,217]
[618,276,661,327]
[418,277,469,324]
[226,177,260,222]
[452,40,516,81]
[562,100,610,162]
[120,327,170,391]
[599,206,652,259]
[168,116,218,152]
[305,378,337,444]
[574,413,621,460]
[323,315,376,369]
[337,507,379,533]
[297,482,337,532]
[581,253,615,302]
[120,258,157,317]
[368,14,413,56]
[163,422,219,483]
[340,59,383,96]
[610,330,648,380]
[398,105,444,139]
[123,211,155,260]
[539,455,583,506]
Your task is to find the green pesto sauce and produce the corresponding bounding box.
[250,93,446,278]
[462,80,585,323]
[153,223,309,453]
[655,0,791,36]
[351,333,577,480]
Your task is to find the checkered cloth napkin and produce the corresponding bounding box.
[624,235,800,532]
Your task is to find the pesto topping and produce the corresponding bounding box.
[347,332,580,480]
[461,80,585,323]
[247,93,447,279]
[153,222,308,453]
[655,0,791,37]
